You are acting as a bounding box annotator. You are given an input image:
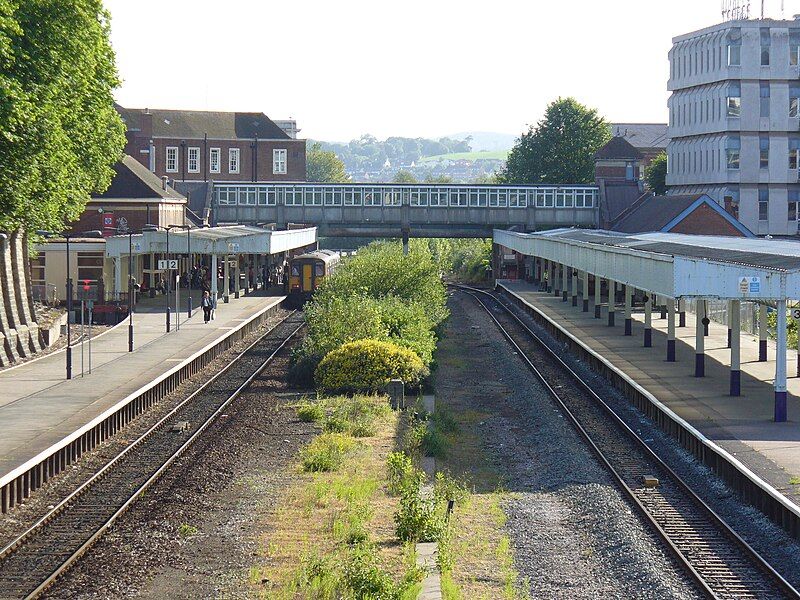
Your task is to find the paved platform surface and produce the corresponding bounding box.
[0,290,285,479]
[498,280,800,503]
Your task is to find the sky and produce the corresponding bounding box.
[104,0,799,142]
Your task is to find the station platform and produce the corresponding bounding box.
[0,289,285,481]
[497,280,800,504]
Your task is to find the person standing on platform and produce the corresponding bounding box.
[201,290,214,323]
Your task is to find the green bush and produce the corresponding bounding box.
[342,542,423,599]
[315,339,428,394]
[422,427,448,459]
[288,347,321,388]
[297,401,324,423]
[395,482,444,543]
[300,433,356,472]
[387,451,415,496]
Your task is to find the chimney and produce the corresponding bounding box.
[162,176,169,191]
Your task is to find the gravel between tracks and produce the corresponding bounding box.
[40,327,314,599]
[0,308,292,555]
[438,291,699,599]
[496,289,800,592]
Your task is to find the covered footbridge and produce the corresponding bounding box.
[494,228,800,422]
[212,183,599,238]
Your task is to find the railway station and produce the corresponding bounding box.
[493,228,800,530]
[0,226,317,513]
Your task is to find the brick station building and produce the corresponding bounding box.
[116,104,306,183]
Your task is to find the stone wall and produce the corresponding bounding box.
[0,231,43,366]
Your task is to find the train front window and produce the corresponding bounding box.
[315,263,324,277]
[291,265,300,276]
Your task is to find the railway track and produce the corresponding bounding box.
[0,311,304,599]
[457,285,800,600]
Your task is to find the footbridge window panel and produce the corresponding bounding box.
[285,189,303,206]
[509,189,528,208]
[411,189,429,207]
[450,189,468,207]
[344,188,363,206]
[324,187,343,206]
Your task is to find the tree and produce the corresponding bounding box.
[500,97,610,185]
[393,170,418,184]
[306,142,349,182]
[644,152,668,195]
[0,0,126,233]
[422,174,453,184]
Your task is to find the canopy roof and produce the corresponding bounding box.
[105,225,316,257]
[495,228,800,300]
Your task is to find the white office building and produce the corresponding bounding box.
[666,17,800,236]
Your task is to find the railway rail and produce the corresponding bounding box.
[0,311,304,599]
[457,285,800,600]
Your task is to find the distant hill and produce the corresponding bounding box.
[418,150,508,163]
[444,131,517,153]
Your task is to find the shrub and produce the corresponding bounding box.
[300,433,356,472]
[395,485,444,543]
[342,542,422,599]
[422,427,448,459]
[402,421,428,458]
[297,401,324,423]
[288,346,321,388]
[315,339,428,394]
[387,451,415,496]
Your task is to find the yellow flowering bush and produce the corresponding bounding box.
[315,339,428,394]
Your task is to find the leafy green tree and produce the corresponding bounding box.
[500,97,610,185]
[393,170,418,184]
[644,152,668,195]
[423,174,453,184]
[0,0,126,233]
[306,142,349,182]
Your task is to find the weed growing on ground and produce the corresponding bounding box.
[296,401,325,423]
[790,476,800,485]
[177,523,198,538]
[387,451,415,496]
[300,433,356,472]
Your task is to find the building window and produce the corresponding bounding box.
[790,190,799,222]
[229,148,240,174]
[727,82,741,117]
[790,137,800,169]
[77,252,104,283]
[791,31,800,65]
[726,136,740,169]
[210,148,220,173]
[727,35,741,66]
[758,188,769,222]
[761,28,771,65]
[273,149,287,174]
[760,82,770,117]
[30,253,45,285]
[791,84,800,117]
[165,146,178,173]
[760,136,769,169]
[187,147,200,173]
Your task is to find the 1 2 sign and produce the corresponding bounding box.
[158,259,179,270]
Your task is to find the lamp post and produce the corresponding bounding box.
[168,224,192,318]
[37,229,103,379]
[118,229,142,352]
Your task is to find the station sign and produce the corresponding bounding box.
[227,243,241,252]
[158,259,179,270]
[738,276,760,295]
[791,308,800,321]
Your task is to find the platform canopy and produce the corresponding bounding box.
[105,225,317,258]
[495,228,800,301]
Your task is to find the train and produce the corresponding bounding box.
[287,250,341,305]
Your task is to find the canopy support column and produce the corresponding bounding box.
[679,298,686,327]
[234,256,240,299]
[582,271,589,312]
[730,299,741,396]
[624,285,633,336]
[644,293,652,347]
[211,254,218,299]
[695,299,705,377]
[561,263,568,302]
[223,254,230,304]
[607,280,616,327]
[667,298,676,362]
[775,299,788,422]
[594,275,601,319]
[572,268,578,307]
[759,304,768,362]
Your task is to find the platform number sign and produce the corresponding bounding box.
[738,276,760,295]
[792,308,800,321]
[157,259,178,270]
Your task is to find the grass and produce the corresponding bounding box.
[418,151,509,163]
[177,523,198,538]
[789,475,800,485]
[250,402,423,598]
[295,394,392,438]
[300,433,356,472]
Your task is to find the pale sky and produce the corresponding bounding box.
[104,0,799,142]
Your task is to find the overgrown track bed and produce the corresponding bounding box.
[0,311,304,600]
[457,286,799,600]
